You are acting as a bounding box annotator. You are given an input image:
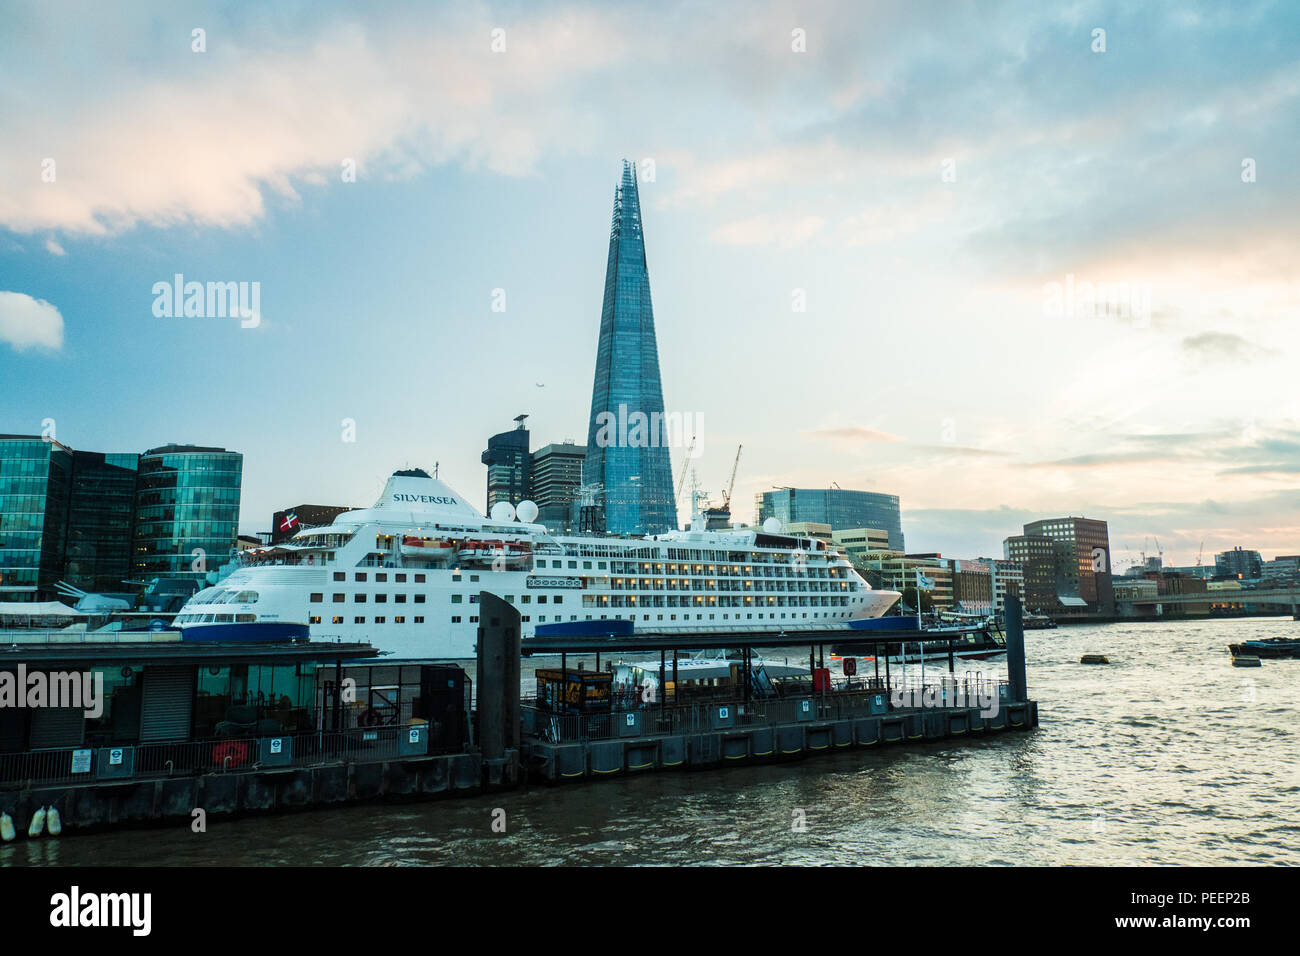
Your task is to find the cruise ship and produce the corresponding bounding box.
[174,468,901,658]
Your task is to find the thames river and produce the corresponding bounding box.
[7,617,1298,866]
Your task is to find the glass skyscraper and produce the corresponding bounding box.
[133,445,242,585]
[756,488,905,550]
[0,436,72,602]
[583,160,677,535]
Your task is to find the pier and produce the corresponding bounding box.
[506,597,1038,783]
[0,600,1037,838]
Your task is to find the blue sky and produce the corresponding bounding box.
[2,0,1298,566]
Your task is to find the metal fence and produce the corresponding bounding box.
[522,673,1009,744]
[0,723,441,792]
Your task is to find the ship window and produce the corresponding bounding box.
[553,596,563,604]
[451,616,462,624]
[415,616,424,624]
[355,573,367,582]
[470,575,479,582]
[452,594,463,604]
[309,616,321,624]
[333,572,345,581]
[521,595,531,604]
[395,594,407,603]
[375,594,387,603]
[310,593,323,603]
[395,573,406,582]
[415,574,426,583]
[375,616,385,624]
[354,594,366,603]
[395,616,405,624]
[414,594,425,604]
[470,616,478,623]
[354,617,365,624]
[376,573,387,582]
[552,561,562,568]
[331,616,343,624]
[469,595,479,604]
[333,594,344,603]
[538,596,547,604]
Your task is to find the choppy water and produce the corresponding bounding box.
[7,618,1299,866]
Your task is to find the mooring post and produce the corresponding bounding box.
[1005,594,1028,704]
[476,592,519,769]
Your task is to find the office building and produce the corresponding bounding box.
[530,441,587,533]
[482,415,531,512]
[1215,547,1263,580]
[756,488,904,550]
[132,445,242,586]
[271,504,358,544]
[582,160,677,535]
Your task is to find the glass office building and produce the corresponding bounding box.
[65,451,140,594]
[0,436,73,602]
[583,160,677,536]
[481,415,531,511]
[133,445,242,585]
[756,488,905,550]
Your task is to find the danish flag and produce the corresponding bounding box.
[280,511,299,532]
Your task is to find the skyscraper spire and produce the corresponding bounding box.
[583,160,677,535]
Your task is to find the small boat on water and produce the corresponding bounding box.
[1227,638,1300,659]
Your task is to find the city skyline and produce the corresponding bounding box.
[2,1,1298,564]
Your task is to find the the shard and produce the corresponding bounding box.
[582,160,677,535]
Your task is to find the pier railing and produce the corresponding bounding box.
[0,722,454,791]
[522,674,1009,745]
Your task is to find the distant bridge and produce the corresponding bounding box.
[1121,586,1300,611]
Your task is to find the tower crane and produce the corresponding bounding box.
[721,444,742,509]
[675,434,696,511]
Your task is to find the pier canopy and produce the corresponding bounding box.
[521,621,986,655]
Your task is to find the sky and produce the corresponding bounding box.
[1,0,1298,568]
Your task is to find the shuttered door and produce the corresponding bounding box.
[28,707,85,749]
[139,666,195,741]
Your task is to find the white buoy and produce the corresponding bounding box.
[0,812,14,842]
[27,806,45,838]
[45,806,62,837]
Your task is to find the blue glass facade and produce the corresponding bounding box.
[583,160,677,535]
[133,445,242,584]
[0,437,72,602]
[757,488,905,550]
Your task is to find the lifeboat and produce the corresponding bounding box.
[400,535,456,559]
[457,539,532,564]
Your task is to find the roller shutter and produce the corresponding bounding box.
[139,666,194,741]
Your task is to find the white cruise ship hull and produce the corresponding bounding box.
[175,470,900,659]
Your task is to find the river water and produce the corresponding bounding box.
[7,617,1298,866]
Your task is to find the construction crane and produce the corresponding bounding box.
[721,444,742,509]
[675,434,697,511]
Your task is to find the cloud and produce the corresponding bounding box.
[0,7,628,236]
[806,426,904,443]
[44,238,65,256]
[1182,331,1274,364]
[0,292,64,350]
